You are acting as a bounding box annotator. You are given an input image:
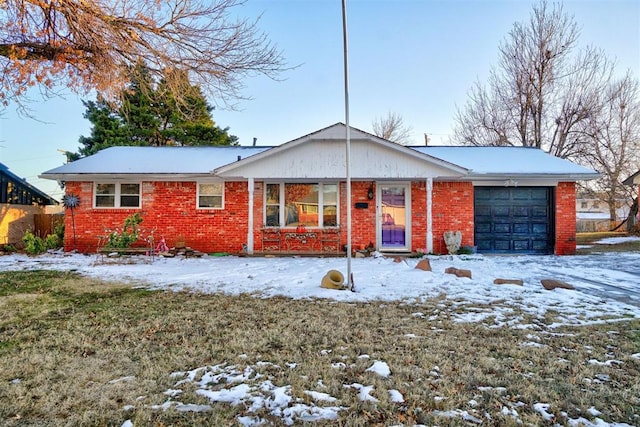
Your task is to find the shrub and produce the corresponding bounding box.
[106,213,143,249]
[22,228,64,255]
[1,244,16,253]
[22,230,47,255]
[44,234,61,250]
[54,223,65,243]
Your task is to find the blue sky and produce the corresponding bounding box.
[1,0,638,201]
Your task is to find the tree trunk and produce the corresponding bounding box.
[626,197,638,232]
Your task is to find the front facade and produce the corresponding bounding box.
[41,124,598,256]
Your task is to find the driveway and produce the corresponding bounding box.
[517,251,640,307]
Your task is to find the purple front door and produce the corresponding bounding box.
[380,185,408,249]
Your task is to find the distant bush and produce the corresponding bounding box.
[22,229,63,255]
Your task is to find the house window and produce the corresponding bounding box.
[265,183,339,227]
[580,201,588,209]
[285,183,318,226]
[265,183,280,226]
[198,182,224,209]
[95,183,140,208]
[592,201,600,209]
[323,184,338,226]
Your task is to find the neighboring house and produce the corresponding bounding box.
[40,123,598,256]
[575,194,629,232]
[1,162,58,245]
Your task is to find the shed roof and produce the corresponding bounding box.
[1,162,57,205]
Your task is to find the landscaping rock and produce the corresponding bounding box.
[541,279,575,291]
[444,267,472,279]
[415,259,432,271]
[493,278,523,286]
[393,257,403,263]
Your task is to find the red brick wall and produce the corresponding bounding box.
[64,179,574,256]
[555,182,576,255]
[349,181,376,250]
[63,181,249,254]
[411,181,427,252]
[431,182,474,254]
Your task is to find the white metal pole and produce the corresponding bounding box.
[341,0,354,291]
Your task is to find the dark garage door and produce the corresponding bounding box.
[474,187,553,254]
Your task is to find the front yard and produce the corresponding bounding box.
[0,269,638,426]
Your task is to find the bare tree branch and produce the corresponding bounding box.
[371,111,413,145]
[453,0,613,158]
[0,0,287,111]
[578,72,640,221]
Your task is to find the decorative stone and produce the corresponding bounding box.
[443,231,462,255]
[541,279,575,291]
[444,267,472,279]
[393,257,403,263]
[415,259,432,271]
[493,278,523,286]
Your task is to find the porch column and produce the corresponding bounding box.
[426,177,433,253]
[247,178,254,254]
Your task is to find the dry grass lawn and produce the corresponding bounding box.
[576,232,640,253]
[0,270,639,426]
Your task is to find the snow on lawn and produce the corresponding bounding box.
[2,251,639,327]
[594,236,640,245]
[2,251,640,427]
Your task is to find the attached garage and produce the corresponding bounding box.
[474,187,553,254]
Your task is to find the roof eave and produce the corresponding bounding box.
[39,173,220,181]
[468,172,601,181]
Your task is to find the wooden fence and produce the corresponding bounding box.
[34,213,64,238]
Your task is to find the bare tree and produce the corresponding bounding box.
[578,72,640,224]
[453,0,612,159]
[0,0,286,110]
[372,111,413,145]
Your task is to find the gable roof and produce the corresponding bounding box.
[1,162,57,205]
[40,123,599,182]
[213,123,467,179]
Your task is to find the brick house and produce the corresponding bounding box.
[41,123,598,255]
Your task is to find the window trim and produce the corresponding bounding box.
[197,181,225,210]
[264,182,339,228]
[93,182,141,209]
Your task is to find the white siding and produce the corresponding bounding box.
[217,140,464,179]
